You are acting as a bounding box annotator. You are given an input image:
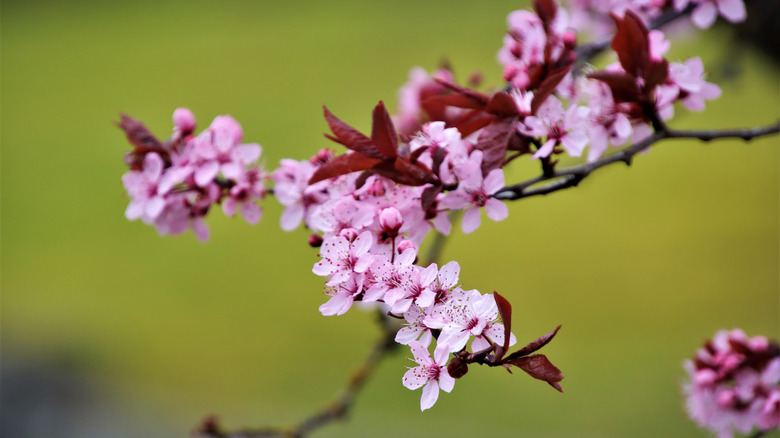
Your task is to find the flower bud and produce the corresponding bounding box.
[173,108,196,134]
[447,356,469,379]
[339,227,359,242]
[310,149,334,166]
[308,234,324,247]
[562,30,577,50]
[397,239,416,254]
[379,207,403,235]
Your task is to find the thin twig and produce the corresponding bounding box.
[193,310,399,438]
[494,121,780,201]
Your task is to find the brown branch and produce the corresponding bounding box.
[193,310,400,438]
[494,121,780,201]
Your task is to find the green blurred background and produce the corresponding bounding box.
[1,1,778,437]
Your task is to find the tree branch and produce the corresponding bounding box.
[193,310,400,438]
[494,121,780,201]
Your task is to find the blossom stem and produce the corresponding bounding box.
[494,121,780,201]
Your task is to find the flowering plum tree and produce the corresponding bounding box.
[117,0,778,436]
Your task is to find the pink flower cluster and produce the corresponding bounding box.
[683,329,780,437]
[565,0,746,35]
[121,109,269,241]
[272,138,511,409]
[495,1,722,163]
[118,0,754,416]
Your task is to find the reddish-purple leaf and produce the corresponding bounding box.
[485,92,520,118]
[504,324,562,361]
[587,70,640,103]
[644,58,669,90]
[431,147,449,176]
[308,153,382,185]
[531,65,571,114]
[506,354,564,392]
[117,113,163,151]
[420,184,443,215]
[423,93,487,111]
[433,78,490,106]
[611,11,649,78]
[493,292,513,358]
[453,111,495,138]
[370,158,436,187]
[323,106,383,159]
[534,0,558,28]
[474,118,516,175]
[370,101,399,159]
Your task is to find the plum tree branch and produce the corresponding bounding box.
[193,310,400,438]
[494,120,780,201]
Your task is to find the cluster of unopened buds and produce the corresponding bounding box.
[684,330,780,437]
[119,0,771,417]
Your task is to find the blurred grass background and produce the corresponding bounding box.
[1,0,778,437]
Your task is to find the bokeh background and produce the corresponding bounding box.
[2,1,778,437]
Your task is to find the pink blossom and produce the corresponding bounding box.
[439,156,508,234]
[683,329,780,437]
[122,152,167,223]
[363,248,417,304]
[312,230,374,286]
[676,0,747,28]
[395,305,433,348]
[425,290,516,357]
[222,167,267,225]
[191,115,262,187]
[319,274,364,316]
[518,96,590,159]
[402,341,455,411]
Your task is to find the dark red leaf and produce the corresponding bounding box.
[421,184,443,214]
[504,324,562,361]
[431,147,449,176]
[534,0,557,28]
[506,354,564,392]
[531,65,571,114]
[370,101,399,159]
[423,93,488,111]
[308,153,382,185]
[370,158,436,187]
[453,111,495,138]
[474,118,516,175]
[433,78,490,106]
[485,92,520,118]
[493,292,513,358]
[611,11,649,78]
[117,113,164,150]
[644,58,669,90]
[587,70,640,103]
[323,106,384,159]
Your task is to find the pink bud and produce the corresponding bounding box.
[749,336,769,352]
[562,30,577,50]
[339,227,359,242]
[694,369,717,386]
[308,234,323,247]
[717,389,737,408]
[173,108,196,133]
[502,63,519,82]
[397,239,416,254]
[310,149,334,166]
[379,208,403,233]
